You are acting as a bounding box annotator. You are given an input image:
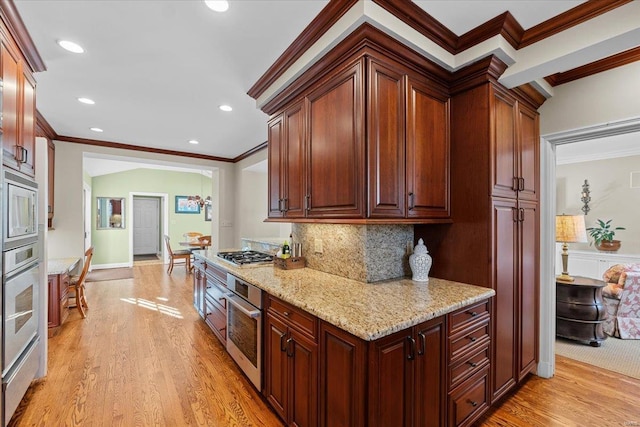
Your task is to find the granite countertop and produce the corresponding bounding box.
[194,250,495,341]
[48,257,81,275]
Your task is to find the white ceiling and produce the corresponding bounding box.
[14,0,629,162]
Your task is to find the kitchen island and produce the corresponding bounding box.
[193,250,495,427]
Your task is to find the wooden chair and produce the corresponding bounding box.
[197,235,212,249]
[165,235,192,274]
[68,246,94,318]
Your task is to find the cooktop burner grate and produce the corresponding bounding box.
[217,250,273,265]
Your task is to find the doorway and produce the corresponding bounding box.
[133,196,161,260]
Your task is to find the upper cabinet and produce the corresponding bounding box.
[1,30,38,178]
[266,49,450,223]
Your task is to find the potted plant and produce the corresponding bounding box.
[586,219,626,252]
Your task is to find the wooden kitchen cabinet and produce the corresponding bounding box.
[47,140,55,227]
[268,100,306,218]
[367,57,450,220]
[421,61,541,409]
[48,272,70,336]
[193,260,228,346]
[265,295,318,427]
[368,316,445,427]
[1,39,36,177]
[193,259,206,317]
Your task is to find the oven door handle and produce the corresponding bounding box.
[226,294,261,318]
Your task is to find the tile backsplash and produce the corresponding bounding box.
[292,223,413,283]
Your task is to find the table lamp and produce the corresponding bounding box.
[556,214,587,281]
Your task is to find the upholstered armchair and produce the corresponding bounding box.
[603,269,640,339]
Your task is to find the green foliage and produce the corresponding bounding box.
[586,219,626,246]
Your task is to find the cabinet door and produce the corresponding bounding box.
[414,318,445,427]
[282,101,306,218]
[368,58,405,218]
[517,103,539,202]
[48,140,55,225]
[491,198,517,401]
[319,321,366,427]
[307,59,365,218]
[47,275,60,328]
[2,43,20,170]
[406,76,450,219]
[267,115,284,218]
[192,268,204,317]
[490,88,518,199]
[265,313,289,422]
[368,329,412,427]
[290,328,318,427]
[518,200,538,380]
[20,67,36,177]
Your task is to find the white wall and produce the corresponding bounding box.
[556,155,640,254]
[233,149,291,247]
[49,140,236,259]
[540,61,640,135]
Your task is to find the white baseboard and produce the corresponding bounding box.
[92,262,132,270]
[535,360,554,379]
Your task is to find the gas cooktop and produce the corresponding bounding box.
[217,250,273,266]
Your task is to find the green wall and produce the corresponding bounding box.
[91,168,213,265]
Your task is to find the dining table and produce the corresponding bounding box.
[179,239,211,250]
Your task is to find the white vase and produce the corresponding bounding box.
[409,238,432,282]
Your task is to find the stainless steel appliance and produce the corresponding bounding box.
[225,273,263,389]
[2,241,40,426]
[3,171,38,250]
[1,170,41,426]
[217,250,273,266]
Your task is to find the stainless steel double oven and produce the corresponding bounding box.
[2,170,41,426]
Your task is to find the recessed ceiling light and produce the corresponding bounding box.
[219,105,233,112]
[188,140,199,145]
[78,97,95,105]
[90,127,103,133]
[205,0,229,12]
[57,40,84,53]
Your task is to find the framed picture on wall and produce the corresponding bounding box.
[205,204,212,221]
[175,195,200,214]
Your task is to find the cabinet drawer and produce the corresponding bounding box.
[267,296,317,340]
[449,366,489,427]
[205,295,226,344]
[556,301,605,321]
[449,343,489,390]
[449,319,489,361]
[206,279,227,310]
[205,262,227,286]
[449,300,489,335]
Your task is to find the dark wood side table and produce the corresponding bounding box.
[556,276,607,347]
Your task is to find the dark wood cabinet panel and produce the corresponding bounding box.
[319,321,367,427]
[20,68,36,177]
[413,320,445,427]
[406,76,450,219]
[290,328,318,427]
[491,198,518,401]
[283,101,306,218]
[48,272,70,336]
[518,200,539,378]
[268,115,284,218]
[517,104,539,202]
[265,313,289,422]
[491,89,518,200]
[367,58,405,218]
[307,59,365,218]
[2,42,20,169]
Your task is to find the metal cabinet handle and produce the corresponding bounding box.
[512,207,518,223]
[408,192,415,210]
[417,332,426,356]
[469,400,478,408]
[467,361,477,368]
[22,147,28,164]
[283,198,288,212]
[286,337,294,357]
[278,199,283,212]
[467,336,477,342]
[283,311,290,317]
[467,311,478,317]
[519,177,525,191]
[280,332,287,352]
[406,336,416,360]
[512,177,519,192]
[304,194,310,212]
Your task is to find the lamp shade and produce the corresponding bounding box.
[556,215,588,243]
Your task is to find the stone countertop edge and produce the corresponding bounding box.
[47,257,81,275]
[194,251,495,341]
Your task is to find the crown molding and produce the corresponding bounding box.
[35,109,57,140]
[233,141,268,163]
[542,117,640,144]
[545,46,640,87]
[0,0,45,72]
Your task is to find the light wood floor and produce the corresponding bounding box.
[11,264,640,426]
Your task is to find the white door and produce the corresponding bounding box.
[133,197,160,255]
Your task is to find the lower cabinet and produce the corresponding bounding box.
[193,260,228,346]
[368,317,445,427]
[265,296,318,427]
[47,272,70,336]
